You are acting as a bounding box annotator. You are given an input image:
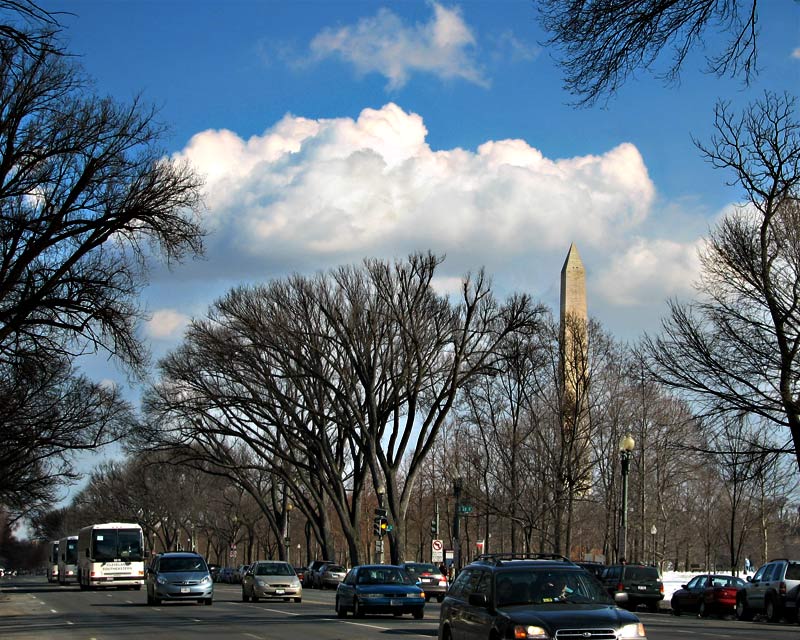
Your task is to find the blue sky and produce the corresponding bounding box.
[37,1,799,395]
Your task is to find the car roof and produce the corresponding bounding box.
[469,553,578,569]
[158,552,203,558]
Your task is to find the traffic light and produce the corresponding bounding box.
[373,518,382,536]
[379,517,388,535]
[430,519,437,537]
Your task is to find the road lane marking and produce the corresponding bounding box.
[341,621,392,631]
[67,621,74,625]
[50,609,57,613]
[262,607,300,616]
[243,634,262,639]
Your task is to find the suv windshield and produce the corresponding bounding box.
[159,556,207,573]
[255,562,294,576]
[496,569,612,607]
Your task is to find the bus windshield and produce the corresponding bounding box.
[92,529,143,562]
[64,540,78,564]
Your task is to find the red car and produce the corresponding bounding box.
[671,573,746,617]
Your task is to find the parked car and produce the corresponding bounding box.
[736,558,800,622]
[315,562,347,589]
[402,562,448,602]
[600,563,664,612]
[305,559,334,588]
[218,567,235,583]
[670,573,745,617]
[576,561,606,580]
[207,563,221,582]
[438,553,647,640]
[233,564,250,584]
[242,560,302,603]
[294,566,306,584]
[145,552,213,606]
[335,564,425,619]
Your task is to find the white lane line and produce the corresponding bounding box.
[191,618,202,622]
[125,600,133,603]
[243,634,261,640]
[50,608,57,613]
[262,607,300,616]
[341,621,391,631]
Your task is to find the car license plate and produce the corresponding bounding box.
[181,587,190,593]
[275,589,284,594]
[638,585,647,591]
[390,599,404,606]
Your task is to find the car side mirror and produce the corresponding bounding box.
[681,584,687,589]
[746,576,753,582]
[468,593,488,608]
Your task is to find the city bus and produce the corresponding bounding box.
[57,535,78,585]
[47,540,59,583]
[77,523,144,590]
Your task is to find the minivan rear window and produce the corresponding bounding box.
[786,563,800,580]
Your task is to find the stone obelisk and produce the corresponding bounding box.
[559,244,589,481]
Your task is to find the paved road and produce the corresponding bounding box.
[1,576,797,639]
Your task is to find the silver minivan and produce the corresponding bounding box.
[146,552,214,606]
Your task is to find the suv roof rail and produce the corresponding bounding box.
[473,553,574,566]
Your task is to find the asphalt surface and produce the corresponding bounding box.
[1,576,798,639]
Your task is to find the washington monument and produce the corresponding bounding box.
[559,243,590,479]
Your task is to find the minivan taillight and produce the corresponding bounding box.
[617,582,624,592]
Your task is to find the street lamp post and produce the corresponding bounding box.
[376,486,386,564]
[619,434,635,563]
[650,524,657,566]
[284,504,293,564]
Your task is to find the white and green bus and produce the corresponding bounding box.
[77,523,144,590]
[57,535,78,585]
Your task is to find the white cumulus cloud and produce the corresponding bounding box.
[177,103,656,270]
[594,238,703,306]
[146,309,190,340]
[309,3,486,89]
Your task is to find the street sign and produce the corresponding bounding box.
[457,505,473,513]
[431,539,443,562]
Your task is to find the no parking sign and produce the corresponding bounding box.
[431,539,443,562]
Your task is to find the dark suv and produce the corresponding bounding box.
[736,558,800,622]
[600,563,663,612]
[438,553,647,640]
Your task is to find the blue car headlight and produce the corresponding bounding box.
[200,576,211,585]
[619,622,647,638]
[156,576,167,585]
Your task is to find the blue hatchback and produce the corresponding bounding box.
[335,564,425,619]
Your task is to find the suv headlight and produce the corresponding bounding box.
[200,576,210,585]
[619,622,647,638]
[512,625,548,639]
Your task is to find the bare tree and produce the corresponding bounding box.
[0,354,135,522]
[643,92,800,471]
[538,0,761,105]
[0,1,62,56]
[0,36,204,516]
